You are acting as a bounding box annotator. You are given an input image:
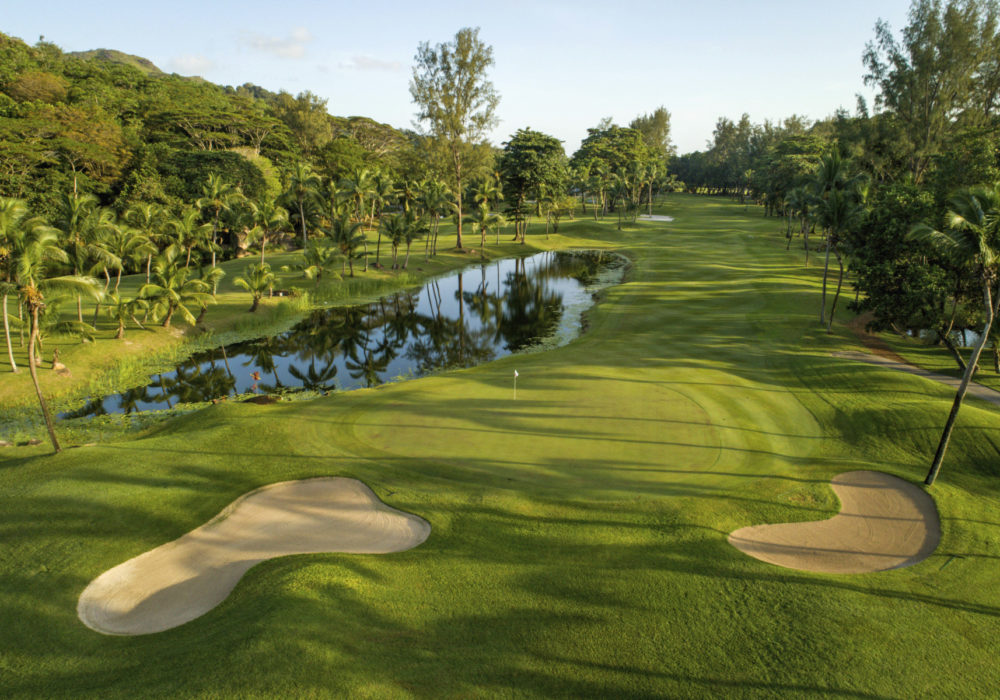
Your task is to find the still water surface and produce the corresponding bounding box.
[65,250,625,417]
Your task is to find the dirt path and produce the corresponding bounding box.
[833,350,1000,407]
[78,478,430,635]
[728,471,940,574]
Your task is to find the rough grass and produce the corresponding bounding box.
[1,196,998,698]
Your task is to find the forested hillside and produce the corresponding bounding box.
[0,31,412,216]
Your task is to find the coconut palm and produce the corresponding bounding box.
[418,179,451,259]
[196,173,238,276]
[105,292,149,340]
[282,241,341,287]
[53,192,118,322]
[168,206,212,270]
[233,262,277,312]
[817,189,866,331]
[12,221,100,452]
[0,198,41,372]
[124,202,167,284]
[139,249,214,328]
[910,185,1000,485]
[283,162,321,251]
[248,197,289,267]
[329,211,366,277]
[344,167,376,270]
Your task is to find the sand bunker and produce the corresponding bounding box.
[638,214,674,222]
[728,471,939,574]
[78,477,430,635]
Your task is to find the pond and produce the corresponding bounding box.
[63,250,626,418]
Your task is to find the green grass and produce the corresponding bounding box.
[1,195,999,698]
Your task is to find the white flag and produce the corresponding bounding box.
[514,370,519,377]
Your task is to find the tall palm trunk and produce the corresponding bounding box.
[820,233,832,323]
[925,277,999,485]
[28,303,60,453]
[827,247,844,333]
[3,293,17,373]
[298,200,307,249]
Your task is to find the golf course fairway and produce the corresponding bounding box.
[2,195,999,698]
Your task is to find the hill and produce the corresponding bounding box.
[66,48,163,75]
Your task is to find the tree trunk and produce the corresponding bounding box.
[925,277,998,485]
[375,228,383,268]
[404,242,411,269]
[820,234,832,324]
[146,254,152,284]
[827,247,844,333]
[3,293,17,373]
[249,296,260,312]
[936,329,967,372]
[163,305,175,328]
[28,304,60,453]
[299,200,307,249]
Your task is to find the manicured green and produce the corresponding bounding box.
[1,195,998,698]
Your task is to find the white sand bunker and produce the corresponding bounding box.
[78,477,430,635]
[728,471,940,574]
[638,214,674,222]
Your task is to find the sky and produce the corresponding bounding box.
[3,0,913,154]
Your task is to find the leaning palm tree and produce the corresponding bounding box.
[13,221,100,452]
[910,186,1000,486]
[0,197,41,373]
[233,262,277,312]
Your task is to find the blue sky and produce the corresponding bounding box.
[4,1,912,154]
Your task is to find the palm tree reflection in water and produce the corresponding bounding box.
[67,251,623,417]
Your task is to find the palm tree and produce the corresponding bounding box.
[248,197,288,267]
[233,262,277,311]
[817,189,866,331]
[284,162,321,251]
[418,179,451,259]
[124,202,167,284]
[196,173,238,276]
[0,198,40,373]
[105,292,149,340]
[381,213,407,269]
[910,186,1000,485]
[168,206,212,270]
[53,192,118,322]
[12,221,100,451]
[344,167,375,270]
[282,241,341,287]
[139,249,214,327]
[465,201,501,259]
[329,211,365,277]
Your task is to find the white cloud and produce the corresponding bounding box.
[338,55,402,72]
[241,27,313,59]
[169,54,214,75]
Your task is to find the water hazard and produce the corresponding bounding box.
[64,250,625,418]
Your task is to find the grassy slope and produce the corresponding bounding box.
[1,196,998,699]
